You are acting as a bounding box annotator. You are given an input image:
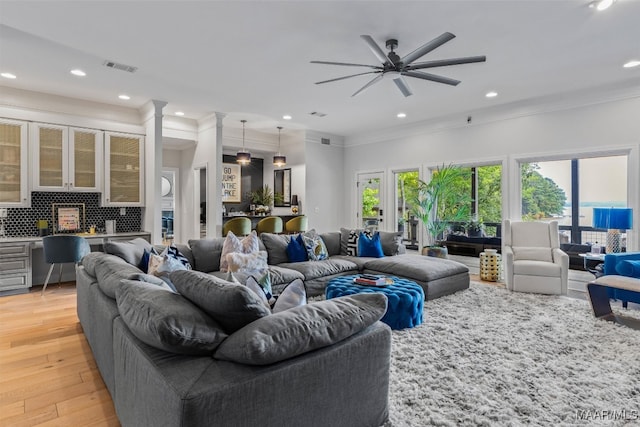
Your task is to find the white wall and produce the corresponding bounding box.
[265,132,306,217]
[342,96,640,250]
[304,134,344,233]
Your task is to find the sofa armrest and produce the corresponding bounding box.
[503,245,514,290]
[604,252,640,275]
[552,248,569,294]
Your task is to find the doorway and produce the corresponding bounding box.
[357,172,384,231]
[161,168,178,244]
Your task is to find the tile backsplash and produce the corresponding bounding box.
[3,192,142,237]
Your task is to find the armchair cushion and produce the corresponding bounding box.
[617,260,640,277]
[512,246,553,263]
[513,260,562,277]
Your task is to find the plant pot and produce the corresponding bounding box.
[422,246,448,259]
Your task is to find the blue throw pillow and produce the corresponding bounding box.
[138,248,158,273]
[616,260,640,277]
[286,234,309,262]
[358,232,385,258]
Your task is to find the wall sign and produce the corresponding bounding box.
[222,163,241,203]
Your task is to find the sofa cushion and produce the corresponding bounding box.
[512,246,553,263]
[261,233,292,265]
[616,260,640,277]
[340,228,373,256]
[116,280,227,355]
[378,231,405,256]
[93,254,149,299]
[358,232,384,258]
[188,238,225,273]
[104,237,152,266]
[170,270,271,333]
[279,258,359,281]
[220,231,261,273]
[513,260,562,277]
[319,232,341,256]
[364,254,469,283]
[214,293,387,365]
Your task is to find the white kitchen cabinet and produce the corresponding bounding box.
[31,123,103,192]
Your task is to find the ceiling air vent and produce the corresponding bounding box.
[103,60,138,73]
[321,138,330,145]
[309,111,327,117]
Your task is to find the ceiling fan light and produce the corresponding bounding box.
[623,60,640,68]
[273,154,287,167]
[383,71,402,80]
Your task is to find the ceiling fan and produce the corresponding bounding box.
[311,33,486,97]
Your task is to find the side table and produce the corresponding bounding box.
[579,253,605,278]
[479,249,501,282]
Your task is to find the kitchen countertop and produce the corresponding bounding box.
[0,231,150,244]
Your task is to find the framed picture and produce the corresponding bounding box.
[52,203,85,233]
[222,163,241,203]
[274,168,291,207]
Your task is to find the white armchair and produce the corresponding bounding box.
[503,220,569,295]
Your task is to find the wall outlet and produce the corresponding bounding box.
[0,208,7,218]
[120,207,126,216]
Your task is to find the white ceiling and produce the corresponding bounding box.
[1,0,639,137]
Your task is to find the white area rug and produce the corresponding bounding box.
[388,283,640,426]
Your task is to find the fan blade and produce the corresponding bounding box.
[406,56,486,70]
[310,60,382,69]
[400,32,456,66]
[315,71,379,85]
[352,74,384,97]
[402,71,460,86]
[360,35,392,66]
[393,76,413,97]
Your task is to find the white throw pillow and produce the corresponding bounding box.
[226,251,268,274]
[246,277,306,313]
[220,231,260,272]
[512,246,553,263]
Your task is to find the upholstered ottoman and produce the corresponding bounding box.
[326,275,424,330]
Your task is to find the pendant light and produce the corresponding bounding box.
[273,126,286,167]
[236,119,251,165]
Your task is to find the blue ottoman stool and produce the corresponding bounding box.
[326,275,424,330]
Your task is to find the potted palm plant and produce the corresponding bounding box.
[251,185,274,215]
[411,164,471,258]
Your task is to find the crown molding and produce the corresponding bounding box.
[344,77,640,147]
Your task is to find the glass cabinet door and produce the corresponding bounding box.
[0,119,29,206]
[33,124,67,190]
[69,128,102,192]
[104,132,144,206]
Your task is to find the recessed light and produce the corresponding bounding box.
[118,94,130,100]
[175,111,184,116]
[623,60,640,68]
[283,115,292,120]
[592,0,614,10]
[485,91,498,98]
[397,112,407,118]
[1,72,16,79]
[70,69,86,77]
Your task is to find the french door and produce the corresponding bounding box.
[357,172,384,231]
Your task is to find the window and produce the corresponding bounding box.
[394,170,419,249]
[520,155,628,247]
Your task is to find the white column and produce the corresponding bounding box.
[142,99,167,244]
[213,112,226,237]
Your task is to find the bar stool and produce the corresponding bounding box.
[255,216,283,235]
[223,217,252,237]
[285,216,308,234]
[42,235,90,295]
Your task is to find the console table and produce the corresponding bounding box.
[0,232,150,295]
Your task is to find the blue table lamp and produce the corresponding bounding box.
[593,207,633,253]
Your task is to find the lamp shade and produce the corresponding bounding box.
[236,151,251,165]
[273,154,286,167]
[593,208,633,230]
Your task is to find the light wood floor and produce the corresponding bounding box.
[0,283,119,427]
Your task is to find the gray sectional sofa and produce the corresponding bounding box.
[75,230,469,426]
